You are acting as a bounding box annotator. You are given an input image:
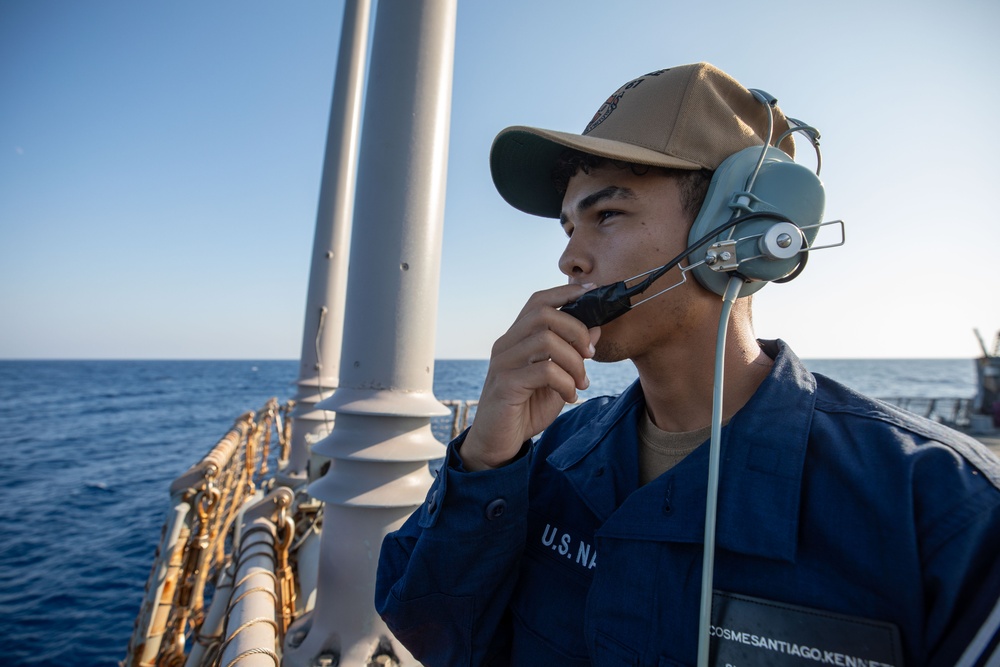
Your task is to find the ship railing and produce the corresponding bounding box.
[880,396,973,428]
[443,396,985,439]
[434,398,603,443]
[124,397,479,666]
[438,399,479,440]
[123,399,291,667]
[443,397,978,437]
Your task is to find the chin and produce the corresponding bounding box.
[593,338,628,364]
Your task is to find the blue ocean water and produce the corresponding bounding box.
[0,357,979,665]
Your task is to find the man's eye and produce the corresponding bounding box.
[598,210,621,222]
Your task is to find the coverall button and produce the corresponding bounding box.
[485,498,507,520]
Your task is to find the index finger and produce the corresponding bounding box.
[510,283,597,357]
[517,282,597,317]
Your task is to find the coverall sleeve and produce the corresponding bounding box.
[375,433,531,667]
[918,445,1000,665]
[928,547,1000,666]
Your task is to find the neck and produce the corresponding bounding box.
[633,307,772,433]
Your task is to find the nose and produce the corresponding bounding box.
[558,232,593,280]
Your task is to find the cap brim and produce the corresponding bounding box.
[489,125,704,219]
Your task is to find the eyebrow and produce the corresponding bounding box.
[559,185,637,226]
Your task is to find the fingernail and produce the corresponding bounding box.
[588,343,596,357]
[583,375,590,389]
[581,282,596,290]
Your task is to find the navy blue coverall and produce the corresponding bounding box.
[376,340,1000,666]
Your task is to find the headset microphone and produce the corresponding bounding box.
[559,208,813,328]
[559,282,634,329]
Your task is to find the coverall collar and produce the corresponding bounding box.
[545,339,815,563]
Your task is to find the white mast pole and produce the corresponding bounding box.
[283,0,373,484]
[285,0,456,664]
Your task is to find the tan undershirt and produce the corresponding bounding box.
[638,410,728,486]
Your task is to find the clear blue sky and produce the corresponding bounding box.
[2,0,998,360]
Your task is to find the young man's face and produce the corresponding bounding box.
[558,163,711,362]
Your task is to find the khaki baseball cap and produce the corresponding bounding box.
[489,62,795,219]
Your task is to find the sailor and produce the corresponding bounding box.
[375,62,1000,666]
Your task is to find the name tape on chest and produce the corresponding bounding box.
[711,591,904,667]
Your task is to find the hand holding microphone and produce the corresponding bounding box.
[459,283,601,471]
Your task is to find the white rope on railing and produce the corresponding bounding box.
[218,518,280,667]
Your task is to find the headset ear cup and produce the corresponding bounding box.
[687,147,768,297]
[686,146,825,297]
[773,249,808,284]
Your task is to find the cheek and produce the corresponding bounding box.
[638,222,664,256]
[658,220,691,255]
[623,231,675,275]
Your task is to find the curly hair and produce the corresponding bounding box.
[551,150,713,220]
